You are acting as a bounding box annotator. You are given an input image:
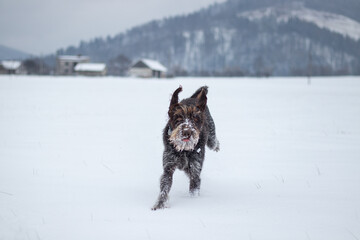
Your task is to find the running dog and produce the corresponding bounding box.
[152,86,220,210]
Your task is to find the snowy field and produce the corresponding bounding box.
[0,75,359,240]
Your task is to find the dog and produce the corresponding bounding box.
[152,85,220,210]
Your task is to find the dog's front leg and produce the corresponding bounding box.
[188,157,203,196]
[152,164,175,210]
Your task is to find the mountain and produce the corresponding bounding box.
[0,44,31,60]
[54,0,360,76]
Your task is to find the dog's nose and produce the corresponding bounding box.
[182,128,192,138]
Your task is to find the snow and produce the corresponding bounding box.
[1,60,21,70]
[74,63,106,72]
[238,4,360,41]
[212,27,236,62]
[183,31,205,71]
[58,55,90,62]
[0,75,360,240]
[141,59,167,72]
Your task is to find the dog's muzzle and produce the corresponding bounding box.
[181,127,192,142]
[169,120,200,152]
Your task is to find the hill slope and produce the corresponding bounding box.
[55,0,360,76]
[0,44,30,60]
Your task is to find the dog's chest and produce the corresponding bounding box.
[176,155,188,170]
[175,149,201,170]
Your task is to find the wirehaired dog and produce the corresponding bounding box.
[152,86,220,210]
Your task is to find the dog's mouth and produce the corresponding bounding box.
[169,125,200,152]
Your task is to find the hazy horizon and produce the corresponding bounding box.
[0,0,225,56]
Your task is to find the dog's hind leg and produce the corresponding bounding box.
[152,162,175,210]
[206,107,220,152]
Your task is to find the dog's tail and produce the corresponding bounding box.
[190,86,208,98]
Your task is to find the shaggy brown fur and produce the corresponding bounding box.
[152,86,219,210]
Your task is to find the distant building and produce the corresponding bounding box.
[56,55,90,75]
[74,63,107,76]
[0,60,24,74]
[129,59,167,78]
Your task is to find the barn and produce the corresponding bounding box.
[129,59,167,78]
[56,55,90,75]
[74,63,107,76]
[0,60,23,75]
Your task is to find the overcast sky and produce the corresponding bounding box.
[0,0,225,56]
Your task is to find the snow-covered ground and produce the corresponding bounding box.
[0,76,359,240]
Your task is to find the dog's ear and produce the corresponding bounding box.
[196,88,207,111]
[168,86,182,117]
[170,86,182,106]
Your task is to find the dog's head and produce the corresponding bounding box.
[167,86,207,152]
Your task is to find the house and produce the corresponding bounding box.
[129,59,167,78]
[0,60,24,74]
[56,55,90,75]
[74,63,107,76]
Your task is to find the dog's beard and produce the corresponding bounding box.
[169,122,200,152]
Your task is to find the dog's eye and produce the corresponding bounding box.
[175,117,182,123]
[193,116,200,123]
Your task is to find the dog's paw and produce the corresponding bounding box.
[214,139,220,152]
[189,189,200,197]
[151,201,167,211]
